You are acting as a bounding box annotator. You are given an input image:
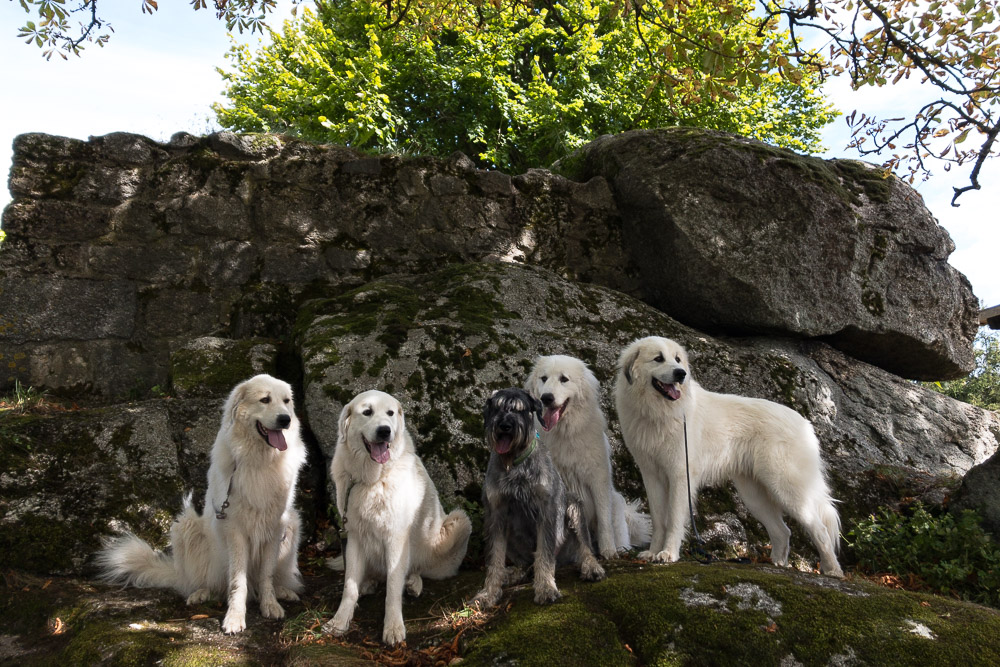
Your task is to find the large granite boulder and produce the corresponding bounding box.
[553,128,979,381]
[295,262,1000,537]
[0,131,630,396]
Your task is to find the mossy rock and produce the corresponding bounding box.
[552,127,978,382]
[11,558,999,666]
[463,561,1000,666]
[0,406,184,574]
[295,261,998,567]
[170,336,279,398]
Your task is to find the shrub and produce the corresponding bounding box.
[846,502,1000,607]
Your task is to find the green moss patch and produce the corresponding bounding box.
[463,561,1000,666]
[170,337,278,398]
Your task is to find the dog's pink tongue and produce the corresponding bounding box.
[495,434,513,454]
[369,441,391,464]
[542,406,562,431]
[666,384,681,401]
[266,428,288,451]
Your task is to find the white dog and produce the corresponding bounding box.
[97,374,307,632]
[614,337,843,577]
[324,390,472,646]
[525,355,651,558]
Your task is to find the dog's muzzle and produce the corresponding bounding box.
[256,419,289,451]
[539,395,568,432]
[363,427,392,464]
[491,419,515,454]
[652,368,686,401]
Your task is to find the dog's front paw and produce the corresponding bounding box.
[649,550,678,564]
[533,584,562,605]
[186,588,212,605]
[275,586,300,601]
[221,610,246,634]
[599,546,619,560]
[382,619,406,646]
[471,588,500,609]
[580,559,606,582]
[260,597,285,620]
[322,611,351,637]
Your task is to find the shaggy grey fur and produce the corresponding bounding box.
[473,388,605,607]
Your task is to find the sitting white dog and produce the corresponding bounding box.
[97,374,307,633]
[615,337,843,577]
[525,354,651,558]
[324,390,472,645]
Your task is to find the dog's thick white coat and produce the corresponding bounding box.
[615,337,843,577]
[97,374,307,632]
[525,355,651,557]
[325,390,471,646]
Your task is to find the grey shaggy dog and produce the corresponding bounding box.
[472,388,606,608]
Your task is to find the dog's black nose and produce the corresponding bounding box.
[673,368,687,383]
[375,425,392,441]
[276,414,291,429]
[497,420,514,433]
[540,393,554,406]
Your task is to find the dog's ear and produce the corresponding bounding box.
[620,345,641,385]
[483,390,498,420]
[336,400,353,447]
[225,379,249,425]
[531,394,544,424]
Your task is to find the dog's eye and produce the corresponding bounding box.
[675,355,681,363]
[540,376,548,383]
[362,408,373,416]
[387,410,394,416]
[260,396,271,404]
[654,354,665,363]
[283,398,291,404]
[559,375,568,383]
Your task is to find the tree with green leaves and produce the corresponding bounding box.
[927,329,1000,411]
[213,0,837,173]
[12,1,1000,201]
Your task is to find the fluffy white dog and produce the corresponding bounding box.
[324,390,472,646]
[614,337,843,577]
[97,374,307,633]
[525,355,651,558]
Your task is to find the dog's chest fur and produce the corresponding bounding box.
[349,457,423,537]
[485,452,566,562]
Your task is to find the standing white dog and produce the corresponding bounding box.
[97,374,307,633]
[525,355,651,558]
[324,390,472,646]
[614,337,843,577]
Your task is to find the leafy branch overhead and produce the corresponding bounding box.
[13,0,1000,203]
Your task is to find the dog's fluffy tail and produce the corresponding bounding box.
[326,554,345,571]
[625,498,653,549]
[96,532,178,590]
[96,492,204,593]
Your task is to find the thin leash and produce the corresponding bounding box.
[683,415,751,566]
[335,479,356,553]
[214,464,237,520]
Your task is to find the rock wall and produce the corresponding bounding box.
[1,128,997,576]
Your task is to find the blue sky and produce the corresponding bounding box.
[1,1,997,308]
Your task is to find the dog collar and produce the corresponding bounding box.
[510,432,540,467]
